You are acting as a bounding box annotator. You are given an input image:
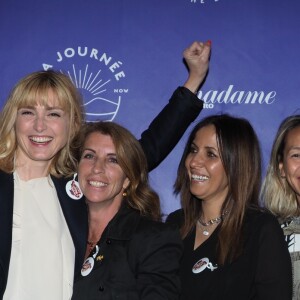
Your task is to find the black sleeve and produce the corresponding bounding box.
[131,223,183,300]
[139,87,203,171]
[165,209,184,229]
[255,214,293,300]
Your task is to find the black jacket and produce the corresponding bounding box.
[0,172,88,299]
[140,87,203,171]
[72,204,183,300]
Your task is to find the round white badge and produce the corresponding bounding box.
[66,177,83,200]
[81,245,99,277]
[81,257,94,276]
[192,257,209,274]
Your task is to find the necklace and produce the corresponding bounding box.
[198,216,223,226]
[197,211,228,236]
[197,220,220,236]
[87,240,96,252]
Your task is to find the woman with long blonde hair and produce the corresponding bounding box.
[261,115,300,299]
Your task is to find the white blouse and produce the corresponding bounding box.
[4,173,75,300]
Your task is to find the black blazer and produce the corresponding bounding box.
[0,87,202,298]
[0,172,88,299]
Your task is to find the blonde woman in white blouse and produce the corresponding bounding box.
[0,70,87,300]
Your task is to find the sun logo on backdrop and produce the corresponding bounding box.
[42,46,128,122]
[65,64,121,121]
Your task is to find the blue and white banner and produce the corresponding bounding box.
[0,0,299,214]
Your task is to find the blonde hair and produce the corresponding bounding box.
[261,115,300,219]
[0,70,84,176]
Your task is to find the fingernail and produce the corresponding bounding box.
[207,40,212,45]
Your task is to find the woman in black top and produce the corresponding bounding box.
[72,122,182,299]
[167,114,292,300]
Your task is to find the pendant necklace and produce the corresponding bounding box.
[197,221,218,236]
[197,211,228,236]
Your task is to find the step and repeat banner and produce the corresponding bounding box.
[0,0,299,215]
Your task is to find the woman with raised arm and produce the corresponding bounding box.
[72,121,182,299]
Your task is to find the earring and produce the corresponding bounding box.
[65,173,83,200]
[122,191,127,197]
[280,170,286,179]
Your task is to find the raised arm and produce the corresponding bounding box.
[183,40,211,93]
[139,40,211,171]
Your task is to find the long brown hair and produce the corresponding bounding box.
[77,121,161,221]
[174,114,261,264]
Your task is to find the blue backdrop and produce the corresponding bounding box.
[1,0,299,215]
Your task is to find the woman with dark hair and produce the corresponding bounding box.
[261,115,300,299]
[72,122,182,299]
[167,114,292,300]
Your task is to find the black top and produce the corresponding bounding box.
[72,204,183,300]
[167,208,293,300]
